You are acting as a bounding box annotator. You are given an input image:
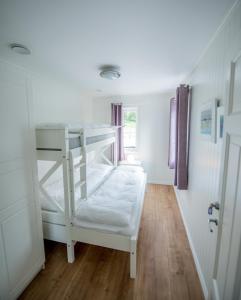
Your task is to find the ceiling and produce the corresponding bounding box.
[0,0,236,96]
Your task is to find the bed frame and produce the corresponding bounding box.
[36,124,146,278]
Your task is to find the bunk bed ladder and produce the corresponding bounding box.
[69,131,87,210]
[62,128,75,263]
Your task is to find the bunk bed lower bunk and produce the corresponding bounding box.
[36,123,146,278]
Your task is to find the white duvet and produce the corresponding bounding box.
[40,163,146,235]
[74,166,145,232]
[40,163,113,211]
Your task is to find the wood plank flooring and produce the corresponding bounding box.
[19,184,204,300]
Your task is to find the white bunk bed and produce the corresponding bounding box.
[36,123,146,278]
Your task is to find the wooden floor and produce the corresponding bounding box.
[20,185,203,300]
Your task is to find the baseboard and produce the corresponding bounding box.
[10,256,45,299]
[147,179,173,185]
[174,187,209,300]
[211,279,220,300]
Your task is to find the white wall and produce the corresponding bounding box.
[0,58,93,298]
[175,1,241,298]
[93,93,174,184]
[32,76,92,124]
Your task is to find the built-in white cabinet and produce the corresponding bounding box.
[0,60,45,299]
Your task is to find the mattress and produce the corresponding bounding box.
[73,165,146,236]
[68,132,115,149]
[40,163,113,212]
[86,133,115,145]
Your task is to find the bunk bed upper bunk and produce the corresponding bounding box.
[36,123,117,160]
[36,122,118,214]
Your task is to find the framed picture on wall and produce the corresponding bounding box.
[200,99,218,142]
[216,106,224,143]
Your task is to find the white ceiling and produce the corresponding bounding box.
[0,0,236,96]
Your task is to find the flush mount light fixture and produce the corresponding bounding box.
[9,43,31,55]
[100,66,121,80]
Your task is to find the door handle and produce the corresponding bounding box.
[208,202,220,215]
[209,218,218,233]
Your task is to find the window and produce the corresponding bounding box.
[123,107,138,161]
[123,107,137,148]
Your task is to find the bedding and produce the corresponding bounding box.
[74,166,145,235]
[40,164,146,236]
[40,163,113,211]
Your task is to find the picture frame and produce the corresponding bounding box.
[216,106,224,143]
[200,99,218,142]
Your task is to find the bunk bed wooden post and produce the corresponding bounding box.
[80,130,87,200]
[114,127,118,167]
[130,237,137,278]
[69,151,76,217]
[62,128,75,263]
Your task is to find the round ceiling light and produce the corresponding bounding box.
[100,67,121,80]
[9,43,31,55]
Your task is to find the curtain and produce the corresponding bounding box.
[111,103,124,161]
[169,85,191,190]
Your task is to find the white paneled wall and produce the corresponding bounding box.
[175,1,241,298]
[0,60,45,299]
[0,58,93,299]
[93,93,174,184]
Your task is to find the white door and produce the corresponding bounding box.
[0,61,45,299]
[212,52,241,300]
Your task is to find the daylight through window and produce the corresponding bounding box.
[123,107,137,149]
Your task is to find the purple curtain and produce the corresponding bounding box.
[169,85,191,190]
[111,103,124,161]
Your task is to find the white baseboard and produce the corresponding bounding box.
[174,187,209,300]
[211,279,220,300]
[11,257,45,299]
[147,179,173,185]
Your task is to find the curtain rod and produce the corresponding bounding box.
[180,84,192,89]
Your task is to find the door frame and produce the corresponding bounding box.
[211,50,241,300]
